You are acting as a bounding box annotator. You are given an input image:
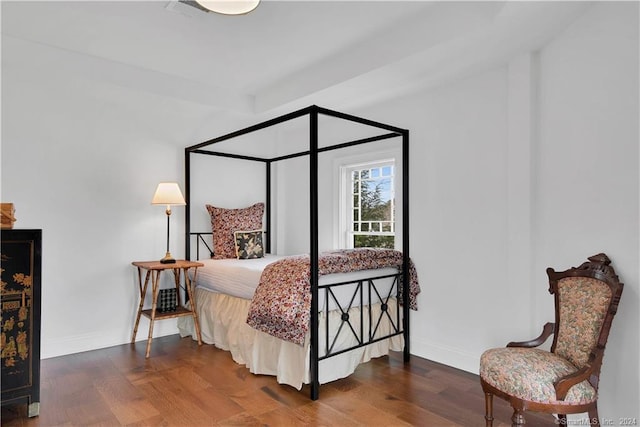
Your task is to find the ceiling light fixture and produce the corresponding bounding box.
[194,0,260,15]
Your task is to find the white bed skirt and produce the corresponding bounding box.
[177,287,404,390]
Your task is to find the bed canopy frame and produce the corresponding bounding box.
[184,105,410,400]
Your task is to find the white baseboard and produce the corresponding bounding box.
[41,322,179,359]
[43,326,480,376]
[410,338,480,375]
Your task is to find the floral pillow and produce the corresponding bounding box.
[206,202,264,259]
[234,230,264,259]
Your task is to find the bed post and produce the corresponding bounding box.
[266,161,272,254]
[402,129,410,362]
[185,148,191,261]
[184,105,410,400]
[309,106,320,400]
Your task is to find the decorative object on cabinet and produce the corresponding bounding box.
[151,182,186,264]
[1,229,42,417]
[1,203,16,229]
[479,253,624,427]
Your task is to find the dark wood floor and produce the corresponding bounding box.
[1,334,556,426]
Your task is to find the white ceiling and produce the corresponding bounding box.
[2,1,591,117]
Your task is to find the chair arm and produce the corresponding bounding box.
[554,347,603,400]
[554,365,594,400]
[507,322,555,348]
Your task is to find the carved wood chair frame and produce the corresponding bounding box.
[481,253,624,426]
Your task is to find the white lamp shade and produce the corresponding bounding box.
[195,0,260,15]
[151,182,186,206]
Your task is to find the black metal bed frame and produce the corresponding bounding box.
[184,105,410,400]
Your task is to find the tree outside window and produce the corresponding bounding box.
[348,162,395,249]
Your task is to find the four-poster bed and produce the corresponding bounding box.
[180,105,416,400]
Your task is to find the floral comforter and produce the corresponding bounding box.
[246,248,420,345]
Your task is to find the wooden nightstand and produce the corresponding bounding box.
[131,260,204,358]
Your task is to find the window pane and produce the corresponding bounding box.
[344,161,395,250]
[354,235,395,249]
[379,178,392,200]
[361,179,391,222]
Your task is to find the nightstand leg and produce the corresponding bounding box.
[172,268,182,307]
[132,269,151,343]
[184,267,203,345]
[145,270,161,358]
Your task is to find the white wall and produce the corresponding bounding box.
[188,154,267,257]
[353,1,637,420]
[534,2,639,419]
[363,67,516,368]
[273,135,403,255]
[269,1,639,420]
[1,36,224,356]
[1,0,637,421]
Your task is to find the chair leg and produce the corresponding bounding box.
[589,405,600,426]
[484,392,494,427]
[511,408,526,426]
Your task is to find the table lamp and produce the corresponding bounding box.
[152,182,186,264]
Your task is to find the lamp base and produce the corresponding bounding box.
[160,252,176,264]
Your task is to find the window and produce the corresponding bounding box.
[341,159,395,249]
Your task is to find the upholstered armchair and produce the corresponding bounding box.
[479,254,623,427]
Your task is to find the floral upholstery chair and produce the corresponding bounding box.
[479,253,623,426]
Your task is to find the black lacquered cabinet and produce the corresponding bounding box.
[1,229,41,417]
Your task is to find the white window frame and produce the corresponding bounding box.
[335,149,402,250]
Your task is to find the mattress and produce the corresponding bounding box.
[192,254,399,311]
[194,254,285,300]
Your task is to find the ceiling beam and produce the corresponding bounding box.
[2,34,255,114]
